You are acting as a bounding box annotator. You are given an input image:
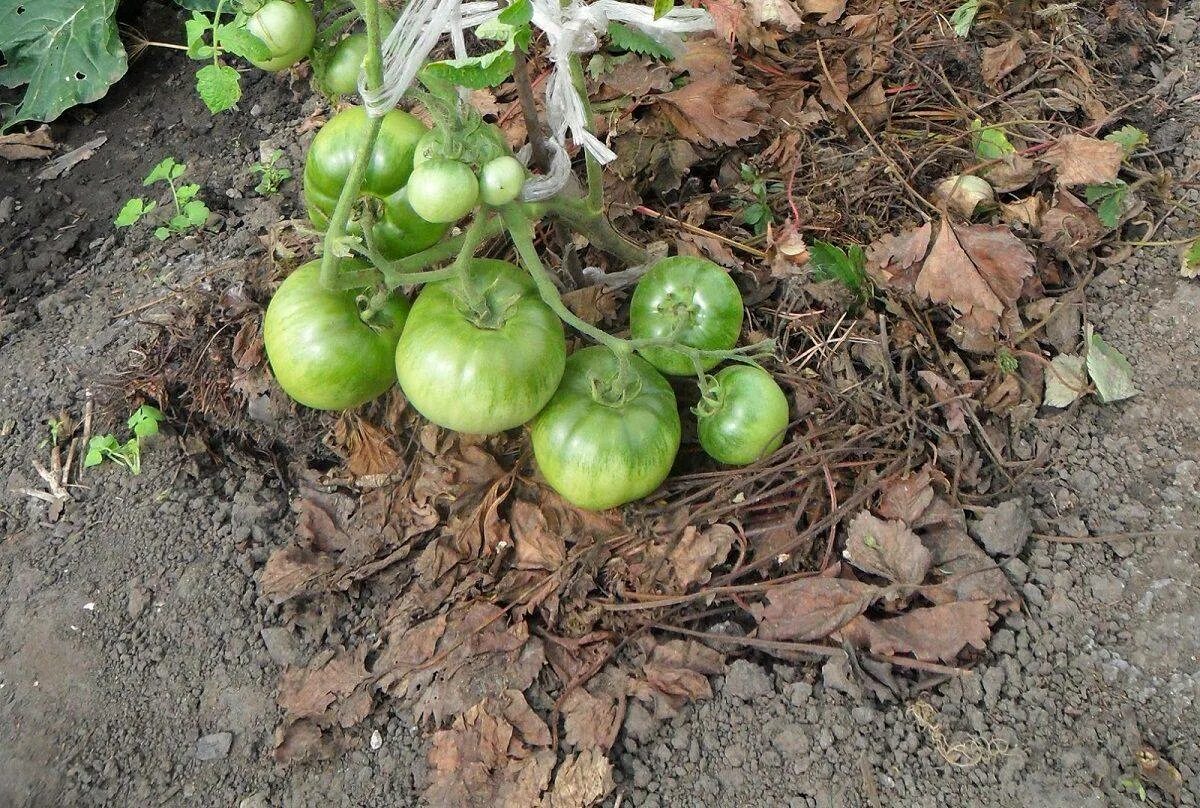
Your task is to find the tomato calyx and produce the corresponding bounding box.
[693,374,724,418]
[586,346,644,408]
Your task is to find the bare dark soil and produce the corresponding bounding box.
[1,2,1198,807]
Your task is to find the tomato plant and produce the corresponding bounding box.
[304,106,446,260]
[263,260,409,410]
[245,0,316,72]
[395,259,566,434]
[531,347,681,510]
[696,365,789,466]
[323,33,368,96]
[630,256,744,376]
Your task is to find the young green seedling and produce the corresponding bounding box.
[117,157,211,240]
[249,149,292,196]
[84,405,164,476]
[808,240,870,300]
[739,163,782,237]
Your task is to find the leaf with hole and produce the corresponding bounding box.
[421,47,516,90]
[0,0,128,130]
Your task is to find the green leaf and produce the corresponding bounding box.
[606,21,673,59]
[144,157,180,186]
[497,0,532,27]
[970,119,1015,160]
[114,197,153,227]
[176,183,200,204]
[809,240,869,296]
[950,0,980,36]
[154,226,171,241]
[184,12,214,60]
[1042,354,1086,408]
[1104,125,1147,156]
[421,48,516,89]
[128,404,164,439]
[652,0,675,20]
[1085,325,1137,403]
[182,199,210,226]
[196,62,241,113]
[1181,238,1200,279]
[0,0,128,130]
[217,22,272,63]
[85,434,119,467]
[1084,181,1127,228]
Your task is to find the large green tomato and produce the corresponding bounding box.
[304,106,447,261]
[263,260,408,410]
[630,256,744,376]
[245,0,316,72]
[395,260,565,434]
[323,33,367,96]
[696,365,789,465]
[531,347,681,510]
[406,158,480,223]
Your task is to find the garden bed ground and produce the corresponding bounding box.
[1,1,1199,806]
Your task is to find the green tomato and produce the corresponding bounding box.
[531,347,681,510]
[406,159,480,224]
[479,156,526,206]
[263,259,408,410]
[304,106,447,260]
[697,365,789,465]
[245,0,316,72]
[323,33,367,96]
[412,130,443,167]
[630,256,744,376]
[395,260,566,434]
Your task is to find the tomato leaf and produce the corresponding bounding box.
[1084,180,1127,229]
[1104,125,1148,156]
[652,0,675,20]
[154,226,171,241]
[144,157,180,185]
[421,47,516,89]
[497,0,532,27]
[182,199,210,226]
[196,62,242,113]
[0,0,128,130]
[184,12,216,59]
[606,22,673,59]
[217,22,273,63]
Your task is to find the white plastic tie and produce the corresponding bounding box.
[517,139,573,200]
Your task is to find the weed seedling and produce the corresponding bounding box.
[250,149,292,196]
[84,405,165,476]
[115,157,210,240]
[739,164,783,237]
[808,240,871,300]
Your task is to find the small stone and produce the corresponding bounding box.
[194,732,233,761]
[260,627,298,666]
[968,498,1033,557]
[722,660,772,701]
[127,582,150,620]
[1088,572,1125,604]
[370,729,383,751]
[239,792,269,808]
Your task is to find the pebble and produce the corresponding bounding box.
[194,732,233,761]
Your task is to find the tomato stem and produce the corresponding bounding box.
[544,196,647,266]
[449,213,495,319]
[568,52,604,214]
[318,0,385,292]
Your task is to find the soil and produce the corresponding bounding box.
[1,2,1198,807]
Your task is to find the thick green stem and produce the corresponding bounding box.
[450,214,494,315]
[318,0,385,291]
[547,197,648,266]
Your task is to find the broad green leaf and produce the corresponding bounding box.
[1085,325,1137,403]
[653,0,674,20]
[85,433,120,467]
[970,119,1015,160]
[1043,354,1086,408]
[0,0,128,130]
[475,18,518,42]
[218,22,272,63]
[114,197,153,227]
[184,12,214,59]
[1084,181,1127,229]
[950,0,980,36]
[154,226,171,241]
[1104,125,1147,156]
[606,21,673,59]
[182,199,210,226]
[128,404,164,439]
[421,48,516,89]
[497,0,532,27]
[176,183,200,204]
[144,157,180,185]
[196,62,241,113]
[1182,238,1200,279]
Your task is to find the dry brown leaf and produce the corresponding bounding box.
[331,415,401,477]
[599,58,673,97]
[260,546,337,602]
[839,601,991,662]
[700,0,741,41]
[849,78,888,131]
[914,221,1033,337]
[921,522,1019,612]
[563,285,619,327]
[801,0,846,23]
[512,499,566,571]
[278,647,371,723]
[917,371,970,434]
[669,524,736,590]
[1043,134,1124,186]
[746,0,804,30]
[876,468,934,525]
[633,639,725,715]
[1041,189,1104,254]
[1000,196,1044,229]
[561,687,623,751]
[986,154,1040,193]
[0,125,55,161]
[272,719,339,764]
[981,38,1026,87]
[865,223,931,289]
[543,749,615,808]
[750,575,879,641]
[658,77,766,147]
[844,511,932,585]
